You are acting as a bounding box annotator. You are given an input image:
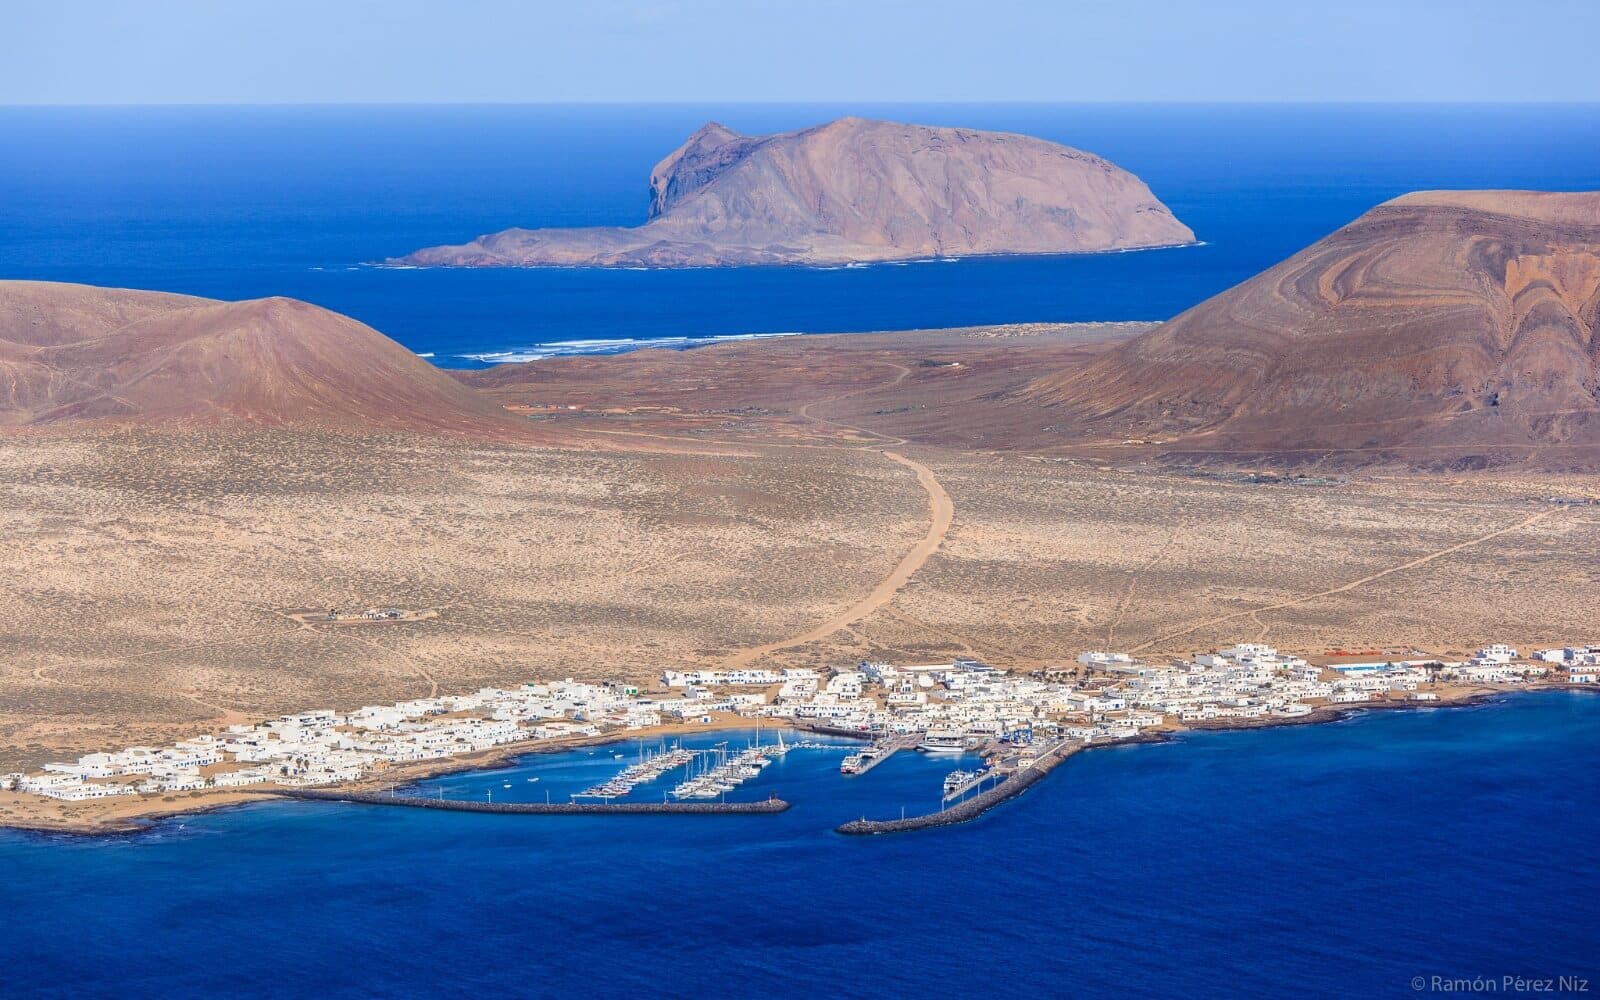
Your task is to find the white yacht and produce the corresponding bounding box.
[919,730,967,753]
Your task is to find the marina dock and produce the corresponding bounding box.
[940,767,997,802]
[267,787,790,815]
[572,744,696,800]
[840,734,918,776]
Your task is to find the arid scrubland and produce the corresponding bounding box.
[3,322,1597,773]
[0,427,922,771]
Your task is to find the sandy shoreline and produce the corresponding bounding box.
[0,714,790,836]
[3,686,1590,838]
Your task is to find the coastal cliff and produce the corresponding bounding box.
[397,117,1196,268]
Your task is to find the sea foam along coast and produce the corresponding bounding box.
[455,332,801,365]
[398,117,1196,268]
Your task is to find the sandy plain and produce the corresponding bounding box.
[3,321,1597,790]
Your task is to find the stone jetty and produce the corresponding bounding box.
[269,788,790,815]
[835,743,1077,835]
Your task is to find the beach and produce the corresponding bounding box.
[0,714,767,834]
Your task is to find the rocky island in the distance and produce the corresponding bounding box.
[396,117,1197,268]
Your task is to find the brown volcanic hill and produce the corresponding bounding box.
[399,117,1195,267]
[1026,190,1600,469]
[0,281,517,434]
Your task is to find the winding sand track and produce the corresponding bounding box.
[551,358,953,668]
[724,449,953,667]
[722,362,953,666]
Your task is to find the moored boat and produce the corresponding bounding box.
[919,730,967,753]
[943,770,976,796]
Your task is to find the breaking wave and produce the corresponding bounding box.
[456,331,802,365]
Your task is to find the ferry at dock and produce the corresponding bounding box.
[943,770,976,796]
[919,730,967,753]
[941,766,993,801]
[839,745,880,774]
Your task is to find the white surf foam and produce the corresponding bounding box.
[456,331,802,365]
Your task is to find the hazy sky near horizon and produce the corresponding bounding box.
[4,0,1598,105]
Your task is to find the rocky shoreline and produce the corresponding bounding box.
[398,118,1195,268]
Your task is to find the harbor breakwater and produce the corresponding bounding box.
[268,788,790,815]
[835,734,1172,836]
[836,743,1078,835]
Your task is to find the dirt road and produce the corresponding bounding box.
[1128,507,1559,653]
[723,448,953,667]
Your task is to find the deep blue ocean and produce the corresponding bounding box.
[3,694,1596,998]
[2,104,1598,364]
[3,105,1599,996]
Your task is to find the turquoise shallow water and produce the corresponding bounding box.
[3,692,1595,998]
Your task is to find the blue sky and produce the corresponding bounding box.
[4,0,1598,104]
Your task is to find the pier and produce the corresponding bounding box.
[840,734,918,776]
[572,744,696,800]
[941,767,997,802]
[835,741,1077,835]
[267,787,789,815]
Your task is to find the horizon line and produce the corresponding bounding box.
[4,99,1600,109]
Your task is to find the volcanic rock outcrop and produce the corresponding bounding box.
[1026,191,1600,468]
[0,280,516,433]
[399,117,1195,267]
